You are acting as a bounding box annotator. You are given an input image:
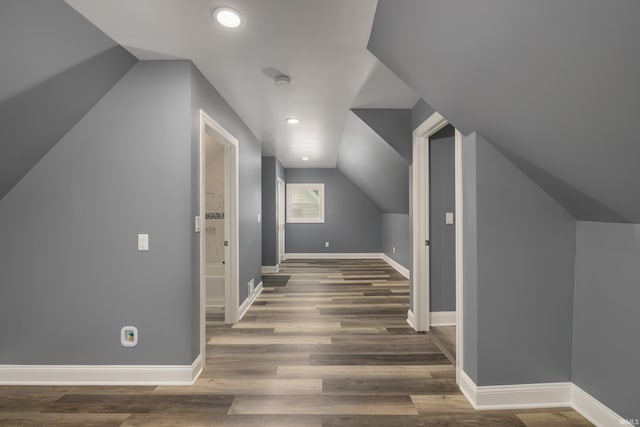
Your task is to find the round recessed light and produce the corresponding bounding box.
[212,7,244,28]
[302,157,309,161]
[285,117,301,125]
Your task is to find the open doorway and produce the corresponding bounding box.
[411,112,464,385]
[199,110,240,365]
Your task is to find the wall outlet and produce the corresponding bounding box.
[325,241,330,248]
[121,326,138,347]
[392,246,396,254]
[248,278,255,294]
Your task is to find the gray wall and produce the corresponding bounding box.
[0,61,194,365]
[429,126,456,312]
[190,64,263,326]
[285,168,382,254]
[261,157,277,267]
[351,108,412,162]
[573,221,640,419]
[466,133,577,385]
[382,214,410,269]
[337,112,409,214]
[410,98,436,131]
[369,0,640,222]
[0,0,137,200]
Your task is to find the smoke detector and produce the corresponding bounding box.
[275,75,291,88]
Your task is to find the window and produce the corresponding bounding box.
[286,183,325,223]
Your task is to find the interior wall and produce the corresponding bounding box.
[0,60,194,365]
[463,132,577,386]
[572,221,640,420]
[429,125,456,313]
[382,214,410,269]
[285,168,382,254]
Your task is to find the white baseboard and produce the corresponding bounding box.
[459,371,629,426]
[261,265,279,273]
[571,384,632,426]
[238,281,263,321]
[285,253,381,259]
[430,311,456,326]
[380,254,410,278]
[407,309,416,330]
[0,355,202,386]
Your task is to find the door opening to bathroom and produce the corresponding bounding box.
[199,110,239,365]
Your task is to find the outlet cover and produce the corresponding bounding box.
[121,326,138,347]
[325,241,330,248]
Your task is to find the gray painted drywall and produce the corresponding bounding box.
[573,221,640,419]
[351,108,412,162]
[474,132,576,385]
[411,99,436,132]
[190,64,263,336]
[0,61,194,365]
[429,126,456,312]
[369,0,640,222]
[0,0,118,103]
[337,112,409,214]
[262,157,277,267]
[462,133,479,383]
[0,46,137,200]
[285,168,382,254]
[382,214,410,270]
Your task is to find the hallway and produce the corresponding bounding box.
[0,259,591,426]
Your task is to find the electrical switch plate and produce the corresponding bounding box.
[195,216,202,232]
[325,241,330,248]
[121,326,138,347]
[392,246,396,254]
[137,234,149,251]
[445,212,454,225]
[257,214,261,223]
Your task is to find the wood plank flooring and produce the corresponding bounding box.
[0,259,592,426]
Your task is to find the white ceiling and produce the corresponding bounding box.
[66,0,417,168]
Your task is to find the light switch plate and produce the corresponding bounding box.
[195,216,202,233]
[137,234,149,251]
[445,212,454,225]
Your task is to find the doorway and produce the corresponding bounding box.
[411,112,464,384]
[199,110,239,365]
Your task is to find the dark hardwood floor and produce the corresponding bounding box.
[0,259,592,426]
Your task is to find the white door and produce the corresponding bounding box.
[276,177,286,264]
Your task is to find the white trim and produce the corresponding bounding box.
[285,253,382,259]
[261,265,279,274]
[459,372,629,426]
[238,281,263,321]
[380,254,410,279]
[406,309,417,330]
[276,177,286,264]
[571,384,632,427]
[454,128,464,386]
[0,355,202,386]
[430,311,456,326]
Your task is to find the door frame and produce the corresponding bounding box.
[276,176,286,265]
[411,112,465,384]
[199,110,240,366]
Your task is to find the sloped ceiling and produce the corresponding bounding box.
[337,112,409,214]
[368,0,640,222]
[351,108,412,162]
[0,0,136,199]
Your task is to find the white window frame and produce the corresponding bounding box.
[286,183,325,223]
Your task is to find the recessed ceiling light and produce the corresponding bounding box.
[302,157,309,161]
[285,117,301,125]
[212,7,244,28]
